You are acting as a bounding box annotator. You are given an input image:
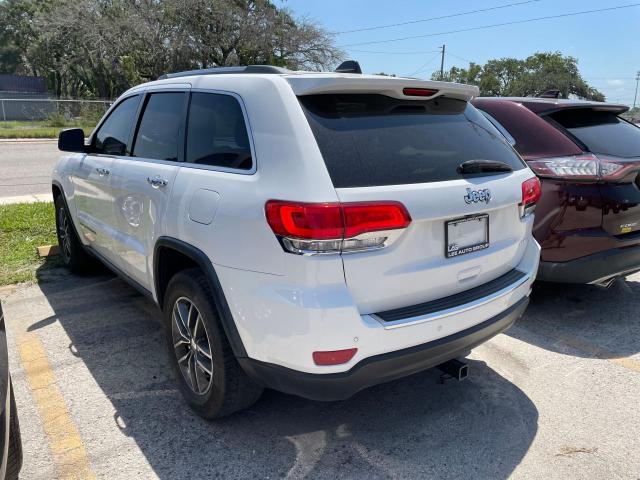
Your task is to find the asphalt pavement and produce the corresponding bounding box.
[0,268,639,479]
[0,140,59,198]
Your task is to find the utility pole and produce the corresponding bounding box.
[440,44,446,80]
[634,71,640,110]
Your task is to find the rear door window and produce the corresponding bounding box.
[132,92,185,161]
[299,94,526,188]
[185,92,253,170]
[547,109,640,158]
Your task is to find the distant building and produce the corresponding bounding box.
[0,74,54,121]
[0,74,48,94]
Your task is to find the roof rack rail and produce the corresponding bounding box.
[158,65,290,80]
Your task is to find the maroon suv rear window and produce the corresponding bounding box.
[547,109,640,159]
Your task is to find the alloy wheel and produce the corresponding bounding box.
[57,206,72,262]
[172,296,214,395]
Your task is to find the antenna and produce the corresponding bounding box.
[335,60,362,74]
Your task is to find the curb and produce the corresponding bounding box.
[0,194,53,205]
[0,138,57,143]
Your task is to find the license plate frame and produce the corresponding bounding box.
[445,214,490,258]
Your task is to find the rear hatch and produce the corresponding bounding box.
[544,107,640,237]
[297,87,533,314]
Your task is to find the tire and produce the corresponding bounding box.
[54,194,97,273]
[5,381,22,480]
[163,269,263,419]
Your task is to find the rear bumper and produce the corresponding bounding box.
[239,297,529,401]
[537,245,640,284]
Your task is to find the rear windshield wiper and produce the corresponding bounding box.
[457,159,513,174]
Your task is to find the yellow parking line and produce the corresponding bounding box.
[18,333,96,480]
[558,335,640,373]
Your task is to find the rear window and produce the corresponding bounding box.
[547,109,640,158]
[299,94,526,188]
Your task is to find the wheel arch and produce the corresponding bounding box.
[153,237,248,358]
[51,180,85,247]
[52,181,62,200]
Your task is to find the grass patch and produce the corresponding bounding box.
[0,120,95,139]
[0,202,62,285]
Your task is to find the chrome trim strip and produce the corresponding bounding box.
[276,228,404,256]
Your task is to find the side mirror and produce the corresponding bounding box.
[58,128,86,152]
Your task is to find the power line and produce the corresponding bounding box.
[348,49,441,55]
[446,52,474,64]
[584,77,637,80]
[339,3,640,47]
[333,0,542,34]
[407,53,441,77]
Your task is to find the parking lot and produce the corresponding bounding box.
[0,268,637,479]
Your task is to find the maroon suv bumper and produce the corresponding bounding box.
[533,179,640,283]
[538,244,640,283]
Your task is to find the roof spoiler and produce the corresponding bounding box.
[335,60,362,74]
[287,77,479,101]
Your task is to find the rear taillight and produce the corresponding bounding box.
[527,154,637,181]
[520,177,541,217]
[521,177,541,206]
[265,200,411,255]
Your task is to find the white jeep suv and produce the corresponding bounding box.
[53,65,541,418]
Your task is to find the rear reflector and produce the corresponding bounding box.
[402,87,439,97]
[521,177,541,207]
[313,348,358,366]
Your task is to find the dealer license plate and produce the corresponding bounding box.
[445,214,489,258]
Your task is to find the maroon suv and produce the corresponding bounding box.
[472,97,640,285]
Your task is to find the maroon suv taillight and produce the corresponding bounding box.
[527,153,640,181]
[265,200,411,254]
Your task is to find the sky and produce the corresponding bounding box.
[282,0,640,105]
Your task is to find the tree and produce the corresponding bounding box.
[432,62,482,85]
[0,0,343,98]
[432,52,604,101]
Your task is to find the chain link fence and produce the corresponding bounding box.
[0,98,112,123]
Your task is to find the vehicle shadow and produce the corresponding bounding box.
[33,268,538,479]
[507,276,640,360]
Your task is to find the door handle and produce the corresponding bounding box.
[96,167,110,176]
[147,176,168,188]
